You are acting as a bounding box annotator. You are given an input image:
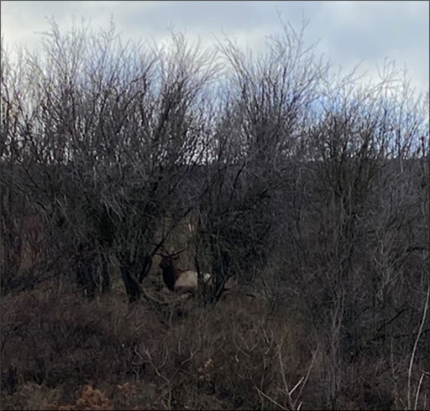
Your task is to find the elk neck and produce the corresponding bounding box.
[161,264,179,291]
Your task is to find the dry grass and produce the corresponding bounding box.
[0,284,309,410]
[1,282,425,410]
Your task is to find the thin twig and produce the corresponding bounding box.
[407,284,429,410]
[255,386,288,410]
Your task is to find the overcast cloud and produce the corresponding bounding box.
[1,1,429,92]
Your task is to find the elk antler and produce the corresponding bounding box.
[171,245,188,257]
[154,243,171,257]
[155,244,188,258]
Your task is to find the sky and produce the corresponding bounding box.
[1,1,429,94]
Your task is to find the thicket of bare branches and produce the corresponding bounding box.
[1,17,428,410]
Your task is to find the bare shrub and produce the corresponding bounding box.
[1,15,428,411]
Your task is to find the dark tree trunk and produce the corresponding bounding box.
[118,252,143,303]
[100,253,111,293]
[76,243,97,299]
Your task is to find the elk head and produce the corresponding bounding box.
[157,246,187,291]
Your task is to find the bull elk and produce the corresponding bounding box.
[158,247,211,293]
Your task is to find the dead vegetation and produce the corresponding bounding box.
[1,285,313,410]
[1,16,428,410]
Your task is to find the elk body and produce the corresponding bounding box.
[158,250,211,293]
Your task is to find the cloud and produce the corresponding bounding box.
[1,1,428,91]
